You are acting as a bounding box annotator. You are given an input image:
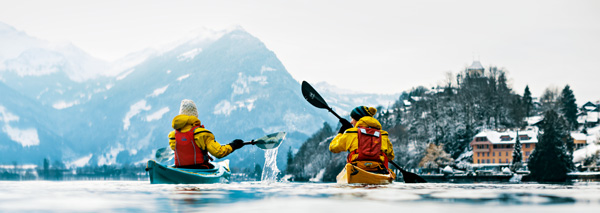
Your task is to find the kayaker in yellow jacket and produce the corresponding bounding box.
[330,106,395,173]
[168,99,244,169]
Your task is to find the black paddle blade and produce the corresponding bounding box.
[301,81,330,109]
[399,168,427,183]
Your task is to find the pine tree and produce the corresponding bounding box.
[285,147,294,174]
[523,86,533,117]
[510,131,523,172]
[559,85,578,130]
[528,110,574,182]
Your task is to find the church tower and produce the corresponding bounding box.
[467,60,484,76]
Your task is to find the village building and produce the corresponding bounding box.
[470,127,591,165]
[578,101,599,128]
[470,128,538,165]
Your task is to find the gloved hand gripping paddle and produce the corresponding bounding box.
[154,132,286,163]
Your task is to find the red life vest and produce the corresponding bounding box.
[174,126,211,167]
[347,127,389,169]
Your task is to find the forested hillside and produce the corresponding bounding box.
[286,65,580,181]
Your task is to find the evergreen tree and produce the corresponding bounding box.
[253,164,263,180]
[285,147,294,174]
[523,85,533,117]
[559,85,578,130]
[510,131,523,172]
[528,110,574,182]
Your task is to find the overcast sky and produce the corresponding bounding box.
[1,0,599,102]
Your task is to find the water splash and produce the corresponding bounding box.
[261,147,280,182]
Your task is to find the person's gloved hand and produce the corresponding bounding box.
[338,118,353,134]
[228,139,245,151]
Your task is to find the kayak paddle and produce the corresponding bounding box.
[301,80,427,183]
[154,131,287,163]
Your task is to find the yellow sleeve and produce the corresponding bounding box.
[381,131,395,160]
[329,133,348,153]
[168,131,176,150]
[194,128,233,159]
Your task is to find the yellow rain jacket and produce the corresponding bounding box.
[330,116,395,162]
[168,115,233,159]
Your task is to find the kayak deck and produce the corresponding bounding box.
[336,163,395,184]
[146,160,231,184]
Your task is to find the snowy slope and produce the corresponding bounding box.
[0,22,112,109]
[0,82,70,163]
[0,23,400,170]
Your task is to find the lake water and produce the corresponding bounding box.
[1,181,599,212]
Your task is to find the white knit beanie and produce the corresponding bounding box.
[179,99,198,118]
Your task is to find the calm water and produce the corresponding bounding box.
[1,181,599,212]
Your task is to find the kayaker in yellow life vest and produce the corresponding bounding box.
[168,99,245,169]
[330,106,395,174]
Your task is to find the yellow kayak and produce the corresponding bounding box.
[336,163,395,184]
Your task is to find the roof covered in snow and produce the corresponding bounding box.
[467,60,484,70]
[571,132,587,141]
[473,128,538,144]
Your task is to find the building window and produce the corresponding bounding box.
[493,159,495,163]
[499,152,502,156]
[525,144,530,148]
[487,159,490,163]
[477,152,480,157]
[492,152,495,156]
[487,153,490,157]
[477,159,480,164]
[525,151,530,156]
[499,159,502,163]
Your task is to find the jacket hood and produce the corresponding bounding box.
[355,116,382,130]
[172,115,201,130]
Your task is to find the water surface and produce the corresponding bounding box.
[1,181,599,212]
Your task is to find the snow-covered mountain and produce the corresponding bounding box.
[0,22,400,170]
[0,22,112,109]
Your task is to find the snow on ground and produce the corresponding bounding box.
[97,144,124,166]
[0,105,39,147]
[177,48,202,61]
[123,100,151,130]
[573,143,600,163]
[260,65,276,74]
[146,107,169,122]
[65,154,93,168]
[588,125,600,138]
[116,69,134,81]
[147,85,168,97]
[3,125,39,147]
[52,100,80,109]
[213,98,258,116]
[177,74,190,81]
[0,106,19,123]
[231,73,268,96]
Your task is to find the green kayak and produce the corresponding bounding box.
[146,160,231,184]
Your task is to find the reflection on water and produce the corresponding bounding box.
[1,181,599,212]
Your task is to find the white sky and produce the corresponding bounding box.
[1,0,599,103]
